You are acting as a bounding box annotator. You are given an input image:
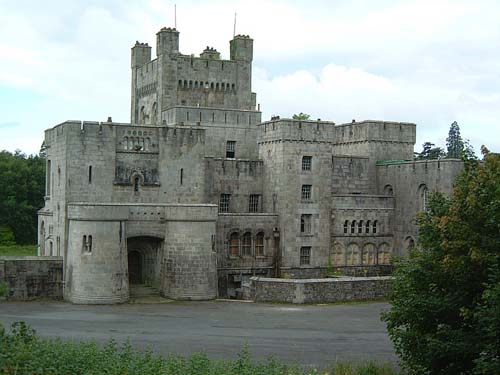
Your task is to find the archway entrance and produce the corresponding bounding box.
[128,251,142,284]
[127,236,163,288]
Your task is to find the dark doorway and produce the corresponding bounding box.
[128,250,142,284]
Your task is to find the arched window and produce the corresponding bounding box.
[343,220,349,234]
[140,106,145,124]
[384,184,394,196]
[229,233,239,257]
[331,242,344,266]
[40,221,45,256]
[152,102,157,124]
[242,232,252,256]
[377,243,391,265]
[255,232,264,256]
[362,243,376,265]
[134,176,140,193]
[347,243,360,265]
[373,220,378,234]
[350,221,356,234]
[365,220,370,234]
[358,220,363,234]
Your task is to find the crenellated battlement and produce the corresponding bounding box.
[257,118,337,144]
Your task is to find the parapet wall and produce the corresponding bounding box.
[0,257,63,301]
[246,276,392,304]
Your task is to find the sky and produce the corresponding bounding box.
[1,0,499,155]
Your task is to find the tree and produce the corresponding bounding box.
[292,112,310,120]
[383,149,500,374]
[0,150,45,244]
[446,121,465,159]
[414,142,445,160]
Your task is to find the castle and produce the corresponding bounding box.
[38,27,463,303]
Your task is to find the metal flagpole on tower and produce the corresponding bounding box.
[233,12,237,37]
[175,4,177,28]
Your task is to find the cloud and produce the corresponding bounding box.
[0,122,20,128]
[0,0,499,154]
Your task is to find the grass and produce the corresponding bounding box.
[0,244,37,256]
[0,322,401,375]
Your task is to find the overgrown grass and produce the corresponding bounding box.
[0,244,37,256]
[0,322,400,375]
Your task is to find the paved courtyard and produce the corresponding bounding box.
[0,300,396,367]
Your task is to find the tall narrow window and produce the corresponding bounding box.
[180,169,184,185]
[226,141,236,158]
[219,193,230,213]
[229,232,239,256]
[46,160,52,196]
[242,232,252,256]
[302,156,312,171]
[300,247,311,265]
[255,232,264,256]
[301,185,312,200]
[88,165,92,184]
[358,220,363,234]
[343,220,349,234]
[351,221,356,234]
[373,220,378,234]
[134,177,140,193]
[300,214,312,234]
[82,235,93,254]
[366,220,370,234]
[249,194,260,213]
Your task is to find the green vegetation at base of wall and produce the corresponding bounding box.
[0,322,399,375]
[0,245,37,256]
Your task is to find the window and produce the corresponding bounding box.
[343,220,349,234]
[362,243,376,265]
[365,220,370,234]
[300,247,311,265]
[249,194,260,213]
[347,243,360,265]
[226,141,235,158]
[46,160,51,196]
[351,220,356,234]
[219,193,231,213]
[180,169,183,185]
[358,220,363,234]
[88,165,92,184]
[301,214,312,234]
[242,232,252,256]
[301,185,312,200]
[255,232,264,256]
[377,243,391,265]
[229,232,239,256]
[133,177,140,193]
[302,156,312,171]
[82,235,92,254]
[373,220,378,234]
[331,243,344,266]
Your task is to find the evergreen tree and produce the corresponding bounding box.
[415,142,445,160]
[292,112,310,120]
[446,121,465,159]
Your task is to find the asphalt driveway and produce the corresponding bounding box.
[0,300,396,367]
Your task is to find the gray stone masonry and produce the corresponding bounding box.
[37,27,464,303]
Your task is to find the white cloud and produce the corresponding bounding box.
[0,0,499,154]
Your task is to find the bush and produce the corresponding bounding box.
[0,282,7,298]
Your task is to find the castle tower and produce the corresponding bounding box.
[131,42,152,123]
[156,27,180,56]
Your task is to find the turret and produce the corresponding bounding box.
[230,35,253,61]
[156,27,179,56]
[131,41,151,68]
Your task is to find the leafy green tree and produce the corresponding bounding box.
[292,112,310,120]
[0,150,45,244]
[414,142,445,160]
[446,121,466,159]
[383,148,500,374]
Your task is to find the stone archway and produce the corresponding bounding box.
[127,236,163,288]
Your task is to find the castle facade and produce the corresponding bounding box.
[38,28,463,303]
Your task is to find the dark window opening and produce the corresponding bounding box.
[301,185,312,200]
[226,141,236,158]
[300,247,311,265]
[242,232,252,256]
[301,214,312,234]
[255,232,264,256]
[180,169,184,185]
[134,177,140,192]
[229,232,239,256]
[219,193,230,213]
[249,194,260,213]
[88,165,92,184]
[343,220,349,234]
[302,156,312,171]
[351,220,356,234]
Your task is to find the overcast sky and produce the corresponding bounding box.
[1,0,499,155]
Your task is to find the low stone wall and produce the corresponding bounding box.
[0,256,63,301]
[246,276,392,304]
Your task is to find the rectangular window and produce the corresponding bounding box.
[301,185,312,200]
[219,193,231,213]
[300,247,311,265]
[302,156,312,171]
[226,141,236,158]
[255,233,265,256]
[300,214,312,234]
[249,194,260,213]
